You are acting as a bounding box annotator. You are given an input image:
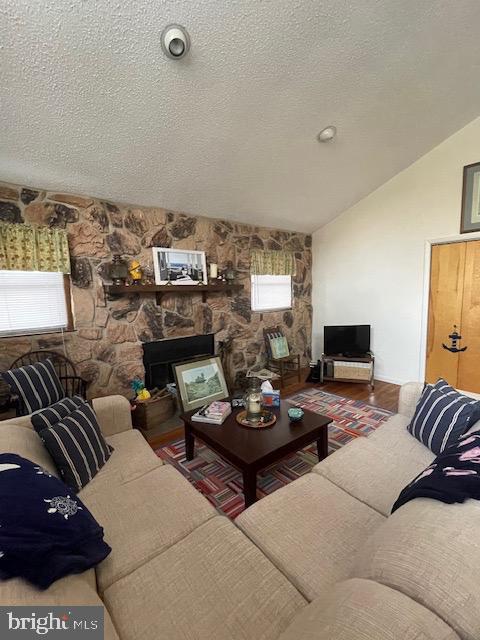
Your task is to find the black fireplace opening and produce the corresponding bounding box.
[143,334,215,389]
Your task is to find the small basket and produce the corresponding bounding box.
[333,361,371,381]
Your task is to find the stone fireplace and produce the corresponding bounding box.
[0,179,312,399]
[143,334,215,390]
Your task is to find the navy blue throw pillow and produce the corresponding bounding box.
[2,359,65,414]
[39,402,113,492]
[31,395,87,434]
[408,379,480,454]
[0,454,111,589]
[39,403,113,491]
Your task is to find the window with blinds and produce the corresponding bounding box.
[0,271,69,337]
[251,274,292,312]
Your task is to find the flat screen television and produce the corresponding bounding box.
[324,325,371,357]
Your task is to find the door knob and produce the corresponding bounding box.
[442,325,468,353]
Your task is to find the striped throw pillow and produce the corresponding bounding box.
[408,379,480,454]
[2,359,65,414]
[39,402,113,491]
[31,396,86,434]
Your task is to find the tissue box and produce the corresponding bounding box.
[262,390,280,407]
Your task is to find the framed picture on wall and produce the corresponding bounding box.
[460,161,480,233]
[152,247,207,285]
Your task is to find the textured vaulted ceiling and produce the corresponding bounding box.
[2,1,480,232]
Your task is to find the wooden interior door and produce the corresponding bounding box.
[426,242,466,387]
[457,240,480,392]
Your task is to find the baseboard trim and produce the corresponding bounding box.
[375,374,416,386]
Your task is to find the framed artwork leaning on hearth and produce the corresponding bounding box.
[173,356,229,412]
[152,247,207,285]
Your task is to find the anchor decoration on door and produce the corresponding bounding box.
[442,325,468,353]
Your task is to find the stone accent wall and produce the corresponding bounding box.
[0,181,312,398]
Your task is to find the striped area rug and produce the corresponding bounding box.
[155,389,393,519]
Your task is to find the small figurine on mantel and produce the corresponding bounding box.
[129,260,143,285]
[225,261,236,284]
[142,264,155,285]
[109,254,128,285]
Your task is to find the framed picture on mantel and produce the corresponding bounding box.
[460,161,480,233]
[152,247,207,285]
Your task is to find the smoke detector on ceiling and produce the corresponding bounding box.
[161,24,190,60]
[317,126,337,142]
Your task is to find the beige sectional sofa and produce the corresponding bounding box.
[1,382,479,639]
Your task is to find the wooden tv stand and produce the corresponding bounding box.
[320,353,374,389]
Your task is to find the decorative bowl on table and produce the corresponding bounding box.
[288,407,304,422]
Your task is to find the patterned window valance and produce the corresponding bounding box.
[250,250,296,276]
[0,223,70,274]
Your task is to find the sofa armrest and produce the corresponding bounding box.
[92,395,133,437]
[398,382,423,419]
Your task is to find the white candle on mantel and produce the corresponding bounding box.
[209,263,218,279]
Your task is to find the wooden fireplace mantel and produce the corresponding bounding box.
[104,283,244,304]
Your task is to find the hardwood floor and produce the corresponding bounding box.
[279,368,400,412]
[149,424,184,449]
[147,368,400,449]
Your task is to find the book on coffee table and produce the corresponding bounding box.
[191,401,232,425]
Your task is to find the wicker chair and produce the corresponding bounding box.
[7,350,88,416]
[263,326,301,388]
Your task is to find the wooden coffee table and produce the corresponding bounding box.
[181,401,332,507]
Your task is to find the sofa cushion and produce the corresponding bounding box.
[103,516,306,640]
[354,498,480,640]
[0,414,36,430]
[278,578,459,640]
[235,473,384,601]
[1,395,134,436]
[407,380,480,453]
[0,423,57,475]
[0,573,119,640]
[2,359,65,414]
[83,464,217,592]
[90,395,133,437]
[313,413,434,516]
[78,429,163,503]
[39,402,113,491]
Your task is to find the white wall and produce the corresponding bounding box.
[312,116,480,385]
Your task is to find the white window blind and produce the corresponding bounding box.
[251,274,292,312]
[0,270,68,337]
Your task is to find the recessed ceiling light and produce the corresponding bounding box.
[317,126,337,143]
